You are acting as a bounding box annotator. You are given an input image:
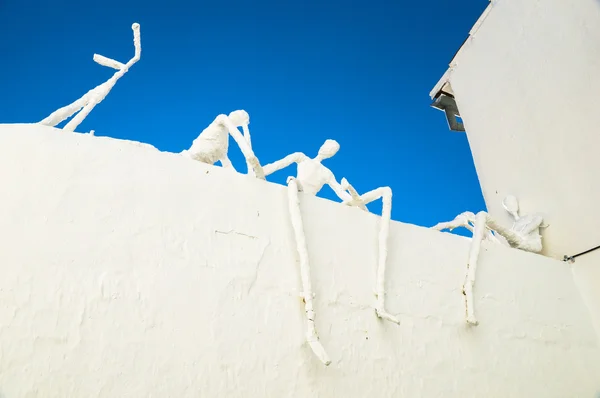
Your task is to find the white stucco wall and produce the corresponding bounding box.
[438,0,600,339]
[1,124,599,396]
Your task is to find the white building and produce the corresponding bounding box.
[430,0,600,340]
[0,1,599,395]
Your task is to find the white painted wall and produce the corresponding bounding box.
[0,124,598,397]
[437,0,600,338]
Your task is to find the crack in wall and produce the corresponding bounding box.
[215,229,258,240]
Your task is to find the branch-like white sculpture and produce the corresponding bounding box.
[432,196,545,325]
[341,178,400,325]
[262,139,352,366]
[39,23,142,132]
[183,112,265,179]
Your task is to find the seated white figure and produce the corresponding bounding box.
[182,112,265,179]
[261,139,352,366]
[432,196,545,325]
[263,139,352,198]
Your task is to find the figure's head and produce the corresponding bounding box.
[502,195,520,220]
[228,110,249,127]
[316,139,340,160]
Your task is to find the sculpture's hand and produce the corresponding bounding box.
[341,177,351,191]
[248,156,266,180]
[431,221,455,231]
[339,177,368,210]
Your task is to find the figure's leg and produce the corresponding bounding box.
[357,187,400,325]
[286,177,331,366]
[41,24,141,132]
[463,211,487,326]
[38,94,89,127]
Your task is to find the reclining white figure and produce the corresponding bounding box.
[432,196,545,325]
[261,139,353,366]
[339,178,400,325]
[182,111,265,179]
[39,23,142,132]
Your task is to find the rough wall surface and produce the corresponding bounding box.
[445,0,600,339]
[0,124,599,397]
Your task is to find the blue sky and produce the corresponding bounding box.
[0,0,487,229]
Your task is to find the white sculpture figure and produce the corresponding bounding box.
[262,139,353,366]
[340,178,400,325]
[182,112,265,179]
[39,23,142,132]
[432,196,545,325]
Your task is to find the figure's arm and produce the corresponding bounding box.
[262,152,307,176]
[340,178,368,211]
[221,116,265,179]
[431,211,476,231]
[325,173,353,203]
[520,214,545,235]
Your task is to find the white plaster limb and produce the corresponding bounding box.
[463,211,487,325]
[228,110,255,177]
[432,196,545,325]
[339,178,368,212]
[228,110,251,147]
[184,113,265,179]
[262,140,353,365]
[287,177,331,366]
[431,211,501,243]
[340,178,399,325]
[39,23,142,132]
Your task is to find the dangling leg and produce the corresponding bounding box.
[286,177,331,366]
[463,211,487,325]
[357,187,400,325]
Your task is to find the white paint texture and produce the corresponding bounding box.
[435,0,600,338]
[0,124,599,396]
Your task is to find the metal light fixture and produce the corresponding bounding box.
[431,93,465,132]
